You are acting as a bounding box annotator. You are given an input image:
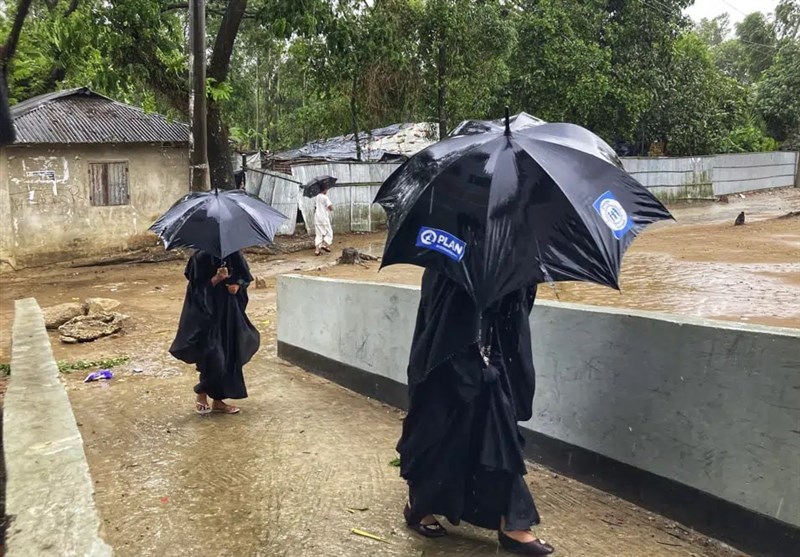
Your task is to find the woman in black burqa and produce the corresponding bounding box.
[170,250,260,415]
[396,269,554,555]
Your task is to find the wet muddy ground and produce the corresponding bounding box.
[306,188,800,329]
[1,188,797,556]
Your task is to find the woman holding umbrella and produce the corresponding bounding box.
[149,188,287,414]
[397,270,552,554]
[376,110,671,554]
[170,250,259,414]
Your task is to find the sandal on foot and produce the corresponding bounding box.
[498,530,554,555]
[321,245,331,253]
[195,401,212,415]
[404,503,447,538]
[212,403,240,415]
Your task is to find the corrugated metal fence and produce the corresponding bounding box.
[249,152,798,236]
[621,150,798,200]
[244,168,302,235]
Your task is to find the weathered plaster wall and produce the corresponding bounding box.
[1,143,188,267]
[0,148,13,271]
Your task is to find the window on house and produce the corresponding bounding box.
[89,161,130,206]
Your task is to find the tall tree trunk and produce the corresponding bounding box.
[350,73,362,162]
[205,0,248,190]
[0,0,34,145]
[208,102,234,190]
[436,42,447,139]
[0,0,35,76]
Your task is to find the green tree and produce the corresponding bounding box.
[507,0,612,136]
[603,0,694,152]
[419,0,514,137]
[735,12,777,82]
[695,13,731,46]
[756,40,800,145]
[775,0,800,41]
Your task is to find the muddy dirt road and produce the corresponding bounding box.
[0,189,796,556]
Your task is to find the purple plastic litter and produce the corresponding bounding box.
[84,369,113,383]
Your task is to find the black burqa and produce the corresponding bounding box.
[397,269,539,532]
[170,251,260,400]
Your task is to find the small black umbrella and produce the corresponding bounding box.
[149,189,287,260]
[374,109,673,309]
[303,175,338,198]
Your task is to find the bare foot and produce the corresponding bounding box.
[211,401,240,414]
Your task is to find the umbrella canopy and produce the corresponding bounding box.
[303,175,338,198]
[449,111,545,136]
[149,189,288,259]
[374,111,673,309]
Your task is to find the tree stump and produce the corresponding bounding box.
[337,248,379,267]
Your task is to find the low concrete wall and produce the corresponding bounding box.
[4,298,112,556]
[277,275,800,532]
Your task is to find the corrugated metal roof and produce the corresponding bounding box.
[9,87,189,145]
[271,122,438,163]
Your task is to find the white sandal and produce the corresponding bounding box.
[195,401,212,415]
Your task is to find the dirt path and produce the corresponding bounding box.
[0,188,796,556]
[62,347,744,557]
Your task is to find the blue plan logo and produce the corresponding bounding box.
[416,226,467,262]
[593,191,633,240]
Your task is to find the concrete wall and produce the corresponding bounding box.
[0,143,189,269]
[276,275,800,529]
[5,298,112,556]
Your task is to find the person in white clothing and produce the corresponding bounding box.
[314,186,334,255]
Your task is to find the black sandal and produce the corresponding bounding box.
[403,503,448,538]
[498,529,554,555]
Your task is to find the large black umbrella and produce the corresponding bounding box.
[149,189,287,259]
[374,110,673,309]
[303,175,338,198]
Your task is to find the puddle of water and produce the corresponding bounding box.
[544,253,800,326]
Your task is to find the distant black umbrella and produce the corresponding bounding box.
[374,109,673,309]
[149,189,287,260]
[303,175,338,198]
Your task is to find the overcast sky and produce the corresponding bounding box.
[685,0,780,27]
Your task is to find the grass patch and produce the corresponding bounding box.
[57,356,129,374]
[389,456,401,467]
[0,363,9,375]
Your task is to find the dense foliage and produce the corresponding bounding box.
[2,0,798,186]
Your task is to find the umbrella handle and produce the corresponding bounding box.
[504,106,511,136]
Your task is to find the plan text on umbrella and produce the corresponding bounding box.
[416,227,467,262]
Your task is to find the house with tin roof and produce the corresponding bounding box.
[0,87,190,270]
